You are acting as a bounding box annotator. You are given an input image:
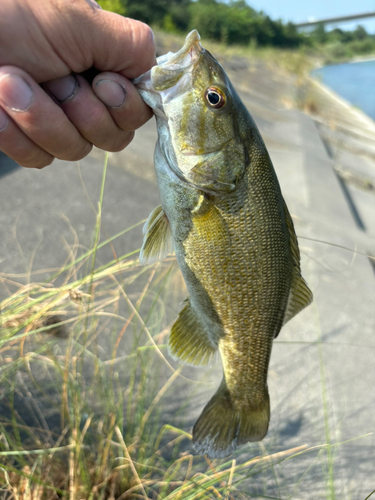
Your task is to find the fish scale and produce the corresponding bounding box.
[207,182,287,389]
[134,30,312,458]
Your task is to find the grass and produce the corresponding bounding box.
[1,155,373,499]
[155,30,316,76]
[0,156,300,499]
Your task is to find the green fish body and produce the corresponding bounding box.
[134,30,312,458]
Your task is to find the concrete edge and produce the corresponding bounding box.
[309,77,375,135]
[296,110,375,252]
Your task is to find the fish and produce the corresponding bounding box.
[133,30,313,458]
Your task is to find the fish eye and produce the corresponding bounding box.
[205,87,226,109]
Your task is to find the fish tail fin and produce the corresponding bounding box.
[192,378,270,458]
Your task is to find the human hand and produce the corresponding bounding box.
[0,0,156,168]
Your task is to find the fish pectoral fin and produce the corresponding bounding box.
[140,205,174,265]
[193,378,270,458]
[188,160,235,195]
[168,298,217,366]
[282,273,313,327]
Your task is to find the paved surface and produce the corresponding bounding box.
[1,54,375,499]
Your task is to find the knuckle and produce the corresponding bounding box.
[63,142,93,161]
[100,131,134,152]
[0,122,55,168]
[132,22,156,73]
[21,151,54,169]
[141,23,155,48]
[35,156,55,169]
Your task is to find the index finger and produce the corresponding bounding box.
[93,15,157,79]
[1,1,157,84]
[32,3,157,80]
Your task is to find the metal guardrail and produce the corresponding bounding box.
[295,11,375,28]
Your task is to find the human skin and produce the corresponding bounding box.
[0,0,156,168]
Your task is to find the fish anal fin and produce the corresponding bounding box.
[140,205,174,265]
[283,274,313,325]
[193,379,270,458]
[282,274,313,327]
[283,200,302,273]
[168,299,217,366]
[279,200,313,329]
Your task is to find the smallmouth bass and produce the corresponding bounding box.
[134,30,313,458]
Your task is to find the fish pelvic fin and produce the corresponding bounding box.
[140,205,174,265]
[192,378,270,458]
[168,299,217,366]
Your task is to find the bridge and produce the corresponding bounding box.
[295,11,375,29]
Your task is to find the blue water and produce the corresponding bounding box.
[312,60,375,120]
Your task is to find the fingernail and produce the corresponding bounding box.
[43,74,78,103]
[94,79,127,108]
[86,0,102,8]
[0,107,9,131]
[0,74,33,112]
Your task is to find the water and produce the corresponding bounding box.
[312,59,375,120]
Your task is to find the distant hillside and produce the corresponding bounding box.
[98,0,375,61]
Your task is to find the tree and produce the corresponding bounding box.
[311,23,327,44]
[97,0,126,15]
[354,25,367,40]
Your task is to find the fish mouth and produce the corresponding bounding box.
[156,30,203,71]
[149,30,203,95]
[133,30,203,104]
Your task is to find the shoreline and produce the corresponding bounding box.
[309,59,375,127]
[309,76,375,133]
[323,55,375,68]
[348,54,375,64]
[312,54,375,72]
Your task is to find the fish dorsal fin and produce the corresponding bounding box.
[168,298,218,366]
[139,205,174,265]
[282,201,313,327]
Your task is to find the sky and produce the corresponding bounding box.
[246,0,375,33]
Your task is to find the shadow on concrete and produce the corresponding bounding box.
[279,413,304,438]
[0,152,21,178]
